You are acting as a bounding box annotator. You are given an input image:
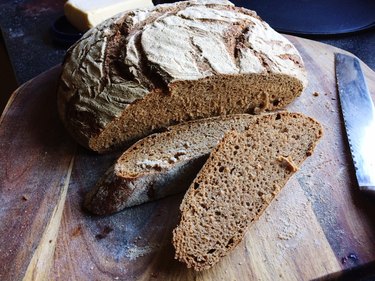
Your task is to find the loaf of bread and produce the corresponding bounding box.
[57,0,307,153]
[85,114,267,215]
[172,112,323,271]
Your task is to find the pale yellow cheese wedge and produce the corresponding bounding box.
[64,0,154,32]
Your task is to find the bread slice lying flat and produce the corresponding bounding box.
[172,112,323,271]
[57,0,307,153]
[85,114,267,215]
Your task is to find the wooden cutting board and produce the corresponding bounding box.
[1,36,375,281]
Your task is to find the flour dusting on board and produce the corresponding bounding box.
[125,244,159,261]
[256,179,323,255]
[263,186,311,245]
[241,175,342,280]
[277,217,299,241]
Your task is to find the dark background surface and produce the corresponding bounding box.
[243,0,375,35]
[0,0,374,110]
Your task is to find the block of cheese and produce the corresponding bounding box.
[64,0,154,31]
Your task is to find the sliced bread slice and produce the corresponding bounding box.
[172,112,323,271]
[85,114,264,215]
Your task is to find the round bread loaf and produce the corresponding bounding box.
[57,0,307,153]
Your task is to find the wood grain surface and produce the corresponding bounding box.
[1,36,375,281]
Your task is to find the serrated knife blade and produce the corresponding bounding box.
[335,53,375,193]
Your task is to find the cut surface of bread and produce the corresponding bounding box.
[172,112,323,271]
[57,0,307,153]
[85,114,269,215]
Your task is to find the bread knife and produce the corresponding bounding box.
[335,53,375,194]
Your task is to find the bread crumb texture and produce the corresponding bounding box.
[172,112,322,271]
[57,0,307,152]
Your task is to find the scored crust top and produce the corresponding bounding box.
[57,0,307,148]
